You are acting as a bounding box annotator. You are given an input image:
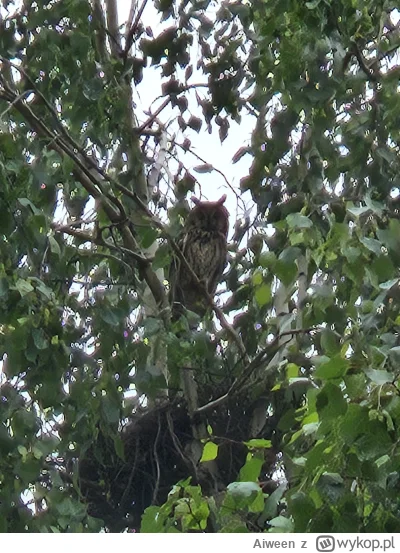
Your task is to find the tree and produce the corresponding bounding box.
[1,0,400,533]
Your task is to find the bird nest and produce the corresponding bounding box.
[77,393,275,532]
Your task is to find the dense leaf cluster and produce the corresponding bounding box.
[1,0,400,533]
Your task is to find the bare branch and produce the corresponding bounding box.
[151,413,162,505]
[137,97,170,133]
[0,71,168,313]
[124,0,149,57]
[195,327,319,416]
[174,138,245,210]
[106,180,248,357]
[350,42,379,82]
[105,0,120,57]
[0,89,33,118]
[135,84,209,133]
[51,221,151,266]
[147,129,169,193]
[126,0,137,33]
[91,0,108,62]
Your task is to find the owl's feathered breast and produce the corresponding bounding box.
[180,227,227,287]
[169,197,229,317]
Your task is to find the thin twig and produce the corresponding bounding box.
[151,412,162,505]
[137,97,170,133]
[120,437,140,510]
[78,250,135,273]
[166,410,191,466]
[108,183,249,359]
[174,139,245,210]
[0,88,33,118]
[124,0,149,57]
[194,327,319,415]
[51,222,151,265]
[0,58,126,217]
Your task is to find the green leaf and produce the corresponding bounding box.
[320,329,340,356]
[289,491,316,532]
[316,383,347,419]
[259,483,287,524]
[244,439,272,449]
[139,227,159,249]
[48,235,61,256]
[32,328,49,350]
[18,197,41,215]
[354,421,392,461]
[314,356,348,379]
[143,317,163,336]
[100,308,120,327]
[15,278,34,297]
[254,283,272,307]
[227,482,261,507]
[286,213,313,229]
[101,395,120,424]
[252,271,263,285]
[141,506,167,533]
[389,346,400,365]
[0,424,15,454]
[306,0,321,8]
[152,243,171,270]
[259,251,276,268]
[364,368,392,385]
[200,441,218,462]
[0,277,9,298]
[113,434,125,461]
[17,457,41,484]
[340,404,369,444]
[360,237,382,255]
[274,260,297,286]
[348,206,370,217]
[239,455,263,482]
[268,516,294,532]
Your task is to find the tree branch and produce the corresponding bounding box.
[124,0,149,57]
[350,42,379,82]
[111,185,249,359]
[173,137,245,210]
[105,0,120,57]
[50,222,151,266]
[91,0,109,62]
[136,97,170,133]
[194,327,319,416]
[0,71,168,313]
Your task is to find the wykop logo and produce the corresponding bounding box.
[316,536,335,552]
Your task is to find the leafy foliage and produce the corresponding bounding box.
[1,0,400,534]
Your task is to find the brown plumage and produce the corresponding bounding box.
[169,195,229,318]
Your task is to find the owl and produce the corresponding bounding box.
[169,195,229,318]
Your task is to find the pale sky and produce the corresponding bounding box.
[117,0,256,223]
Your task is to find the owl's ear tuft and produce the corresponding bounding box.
[191,196,201,205]
[217,194,227,205]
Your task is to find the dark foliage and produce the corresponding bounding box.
[78,395,279,532]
